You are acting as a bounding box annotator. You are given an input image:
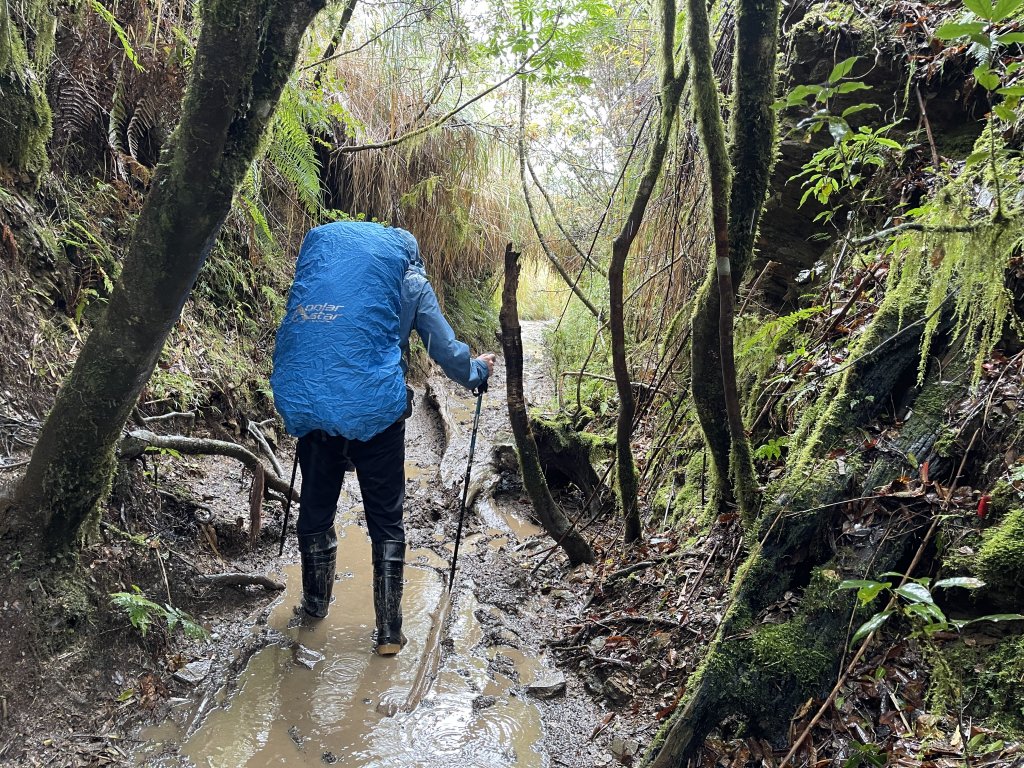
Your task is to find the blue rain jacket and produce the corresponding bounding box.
[271,221,488,440]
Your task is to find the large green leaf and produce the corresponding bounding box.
[964,0,995,19]
[895,582,934,604]
[993,0,1024,21]
[852,611,893,644]
[828,56,859,83]
[935,21,987,39]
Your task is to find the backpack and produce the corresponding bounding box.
[270,221,416,440]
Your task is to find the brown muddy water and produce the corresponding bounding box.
[136,506,550,767]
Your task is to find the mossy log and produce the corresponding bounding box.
[645,299,965,765]
[530,415,614,515]
[500,244,595,566]
[7,0,327,553]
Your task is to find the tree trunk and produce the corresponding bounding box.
[0,1,53,179]
[500,244,595,566]
[687,0,779,520]
[608,0,688,544]
[645,299,955,766]
[7,0,326,552]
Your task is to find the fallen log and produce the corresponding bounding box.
[195,573,285,590]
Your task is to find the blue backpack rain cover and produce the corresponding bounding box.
[271,221,415,440]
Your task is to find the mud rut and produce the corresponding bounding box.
[133,321,603,767]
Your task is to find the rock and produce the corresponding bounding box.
[321,751,338,764]
[488,653,520,682]
[288,725,304,749]
[472,694,498,711]
[172,659,212,686]
[526,671,567,699]
[293,644,325,670]
[603,672,633,706]
[610,736,640,764]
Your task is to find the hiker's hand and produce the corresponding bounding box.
[477,353,497,376]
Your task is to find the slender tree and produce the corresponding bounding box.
[500,244,596,566]
[607,0,688,543]
[4,0,328,553]
[688,0,780,522]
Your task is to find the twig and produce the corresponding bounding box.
[247,422,283,478]
[121,430,298,501]
[137,411,197,427]
[915,85,940,172]
[151,543,172,604]
[737,261,778,316]
[852,222,978,246]
[0,459,29,471]
[821,293,953,379]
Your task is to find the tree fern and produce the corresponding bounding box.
[267,86,324,218]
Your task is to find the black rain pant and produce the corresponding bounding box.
[296,419,405,545]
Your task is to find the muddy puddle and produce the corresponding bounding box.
[136,507,548,768]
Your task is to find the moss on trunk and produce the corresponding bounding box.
[11,0,327,552]
[645,296,964,766]
[0,2,53,179]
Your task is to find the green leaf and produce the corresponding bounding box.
[836,81,872,94]
[966,613,1024,624]
[935,22,987,39]
[964,0,995,18]
[91,1,145,72]
[852,611,893,644]
[975,64,1001,91]
[997,84,1024,96]
[996,31,1024,43]
[995,104,1018,121]
[839,579,891,605]
[828,56,859,83]
[966,150,991,166]
[842,103,879,118]
[993,0,1024,21]
[895,582,934,604]
[933,577,986,589]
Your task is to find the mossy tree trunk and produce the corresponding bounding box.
[688,0,780,520]
[608,0,688,544]
[0,0,54,180]
[644,299,958,766]
[6,0,326,553]
[501,244,596,566]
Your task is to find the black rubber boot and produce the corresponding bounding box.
[298,528,337,618]
[372,539,407,655]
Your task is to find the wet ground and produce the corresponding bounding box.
[129,321,604,768]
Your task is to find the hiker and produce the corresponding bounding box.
[270,220,495,656]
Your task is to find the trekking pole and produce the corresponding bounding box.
[448,381,486,591]
[278,452,300,556]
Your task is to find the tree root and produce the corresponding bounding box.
[120,430,299,502]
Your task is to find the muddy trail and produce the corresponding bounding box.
[131,321,603,767]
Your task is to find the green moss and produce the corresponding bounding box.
[751,619,833,687]
[0,6,52,179]
[976,509,1024,594]
[930,635,1024,737]
[802,566,845,611]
